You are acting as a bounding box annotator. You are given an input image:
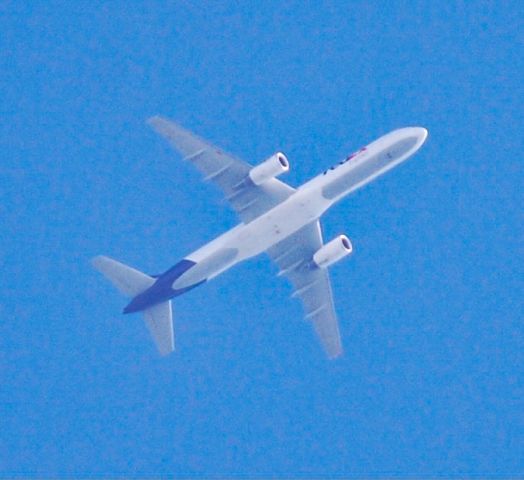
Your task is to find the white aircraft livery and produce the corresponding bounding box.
[93,117,428,358]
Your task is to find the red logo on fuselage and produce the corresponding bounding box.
[323,147,367,175]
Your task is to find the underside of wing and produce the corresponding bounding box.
[148,116,295,223]
[266,221,343,358]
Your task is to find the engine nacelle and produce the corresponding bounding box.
[249,152,289,185]
[313,235,353,268]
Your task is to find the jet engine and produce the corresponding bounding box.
[249,152,289,185]
[313,235,353,268]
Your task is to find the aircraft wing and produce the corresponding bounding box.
[266,221,343,358]
[148,116,295,223]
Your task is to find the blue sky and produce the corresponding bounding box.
[1,1,522,477]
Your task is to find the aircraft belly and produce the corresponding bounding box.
[172,247,239,289]
[183,190,328,285]
[233,190,327,260]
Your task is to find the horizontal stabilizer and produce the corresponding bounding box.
[92,255,154,297]
[143,301,175,355]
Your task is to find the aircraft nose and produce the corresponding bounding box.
[409,127,428,151]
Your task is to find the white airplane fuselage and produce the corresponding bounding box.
[124,127,427,313]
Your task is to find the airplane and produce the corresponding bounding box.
[92,117,428,358]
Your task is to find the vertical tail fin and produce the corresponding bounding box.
[92,255,175,356]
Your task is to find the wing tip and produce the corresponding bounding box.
[147,115,167,130]
[91,255,109,271]
[327,347,343,360]
[147,114,162,124]
[159,343,175,356]
[147,115,186,141]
